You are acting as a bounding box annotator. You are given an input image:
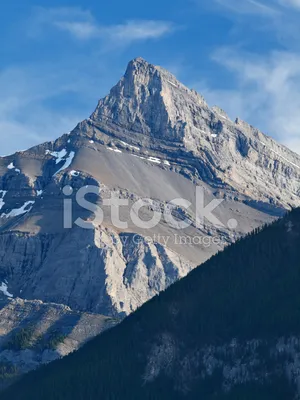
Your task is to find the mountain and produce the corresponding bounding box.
[4,208,300,399]
[92,57,300,208]
[0,57,300,384]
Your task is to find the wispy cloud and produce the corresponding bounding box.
[278,0,300,9]
[188,0,300,154]
[28,7,93,39]
[211,0,300,15]
[105,20,175,41]
[57,19,174,42]
[30,7,175,44]
[193,0,300,54]
[54,21,99,40]
[214,0,278,15]
[198,48,300,154]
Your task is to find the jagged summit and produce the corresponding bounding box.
[128,56,147,64]
[91,57,264,147]
[88,57,300,208]
[123,57,196,93]
[91,57,209,142]
[125,57,181,85]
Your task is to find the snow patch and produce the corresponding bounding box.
[7,162,15,169]
[120,141,140,151]
[0,282,13,298]
[167,80,177,88]
[46,149,68,164]
[107,147,122,154]
[0,190,7,211]
[131,155,166,164]
[132,155,146,160]
[55,151,75,175]
[214,110,230,121]
[1,200,35,218]
[217,113,229,121]
[7,162,20,172]
[148,157,161,164]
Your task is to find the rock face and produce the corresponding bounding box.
[0,57,300,385]
[92,57,300,208]
[0,229,192,316]
[0,298,113,389]
[92,57,207,142]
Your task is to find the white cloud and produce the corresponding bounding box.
[199,48,300,154]
[106,20,174,41]
[30,7,174,44]
[57,19,174,42]
[54,21,99,40]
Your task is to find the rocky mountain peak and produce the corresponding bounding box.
[87,58,300,209]
[91,58,208,142]
[121,57,163,97]
[124,57,183,92]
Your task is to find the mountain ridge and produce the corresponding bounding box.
[89,57,300,207]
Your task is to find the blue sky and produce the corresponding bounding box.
[1,0,300,155]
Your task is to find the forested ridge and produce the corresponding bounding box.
[3,208,300,400]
